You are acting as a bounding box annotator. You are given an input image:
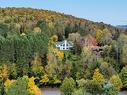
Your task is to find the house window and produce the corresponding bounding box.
[63,48,65,50]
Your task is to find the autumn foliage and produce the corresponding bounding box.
[0,7,127,95]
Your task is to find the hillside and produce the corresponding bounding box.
[1,7,127,95]
[0,7,124,38]
[117,25,127,29]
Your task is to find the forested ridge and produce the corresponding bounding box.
[0,7,125,37]
[0,7,127,95]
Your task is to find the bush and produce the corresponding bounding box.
[76,78,86,88]
[84,80,103,94]
[60,77,75,95]
[73,88,84,95]
[103,81,117,95]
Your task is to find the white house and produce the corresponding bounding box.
[56,40,73,50]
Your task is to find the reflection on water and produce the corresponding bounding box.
[41,88,127,95]
[119,91,127,95]
[41,88,61,95]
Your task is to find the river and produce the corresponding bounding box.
[41,88,127,95]
[41,88,61,95]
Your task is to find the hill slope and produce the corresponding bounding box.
[117,25,127,29]
[0,7,125,38]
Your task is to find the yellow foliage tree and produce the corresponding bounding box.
[28,77,41,95]
[53,75,61,84]
[4,77,42,95]
[51,35,58,43]
[96,29,103,44]
[0,64,9,81]
[57,51,64,59]
[52,48,64,59]
[47,51,57,65]
[20,33,26,36]
[33,27,41,33]
[48,35,58,46]
[93,68,104,83]
[96,28,112,45]
[31,54,44,75]
[4,79,15,92]
[109,75,123,91]
[40,74,49,85]
[48,22,54,29]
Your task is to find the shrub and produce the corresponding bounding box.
[103,81,117,95]
[60,77,75,95]
[73,88,84,95]
[40,74,49,85]
[84,80,103,94]
[76,78,86,88]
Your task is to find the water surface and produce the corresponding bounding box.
[119,91,127,95]
[41,88,127,95]
[41,88,61,95]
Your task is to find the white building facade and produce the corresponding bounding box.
[56,40,73,50]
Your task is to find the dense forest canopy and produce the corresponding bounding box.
[0,7,125,37]
[0,7,127,95]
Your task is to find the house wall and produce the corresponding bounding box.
[56,40,73,50]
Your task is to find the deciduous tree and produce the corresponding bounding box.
[60,77,75,95]
[109,75,122,91]
[93,68,104,83]
[120,66,127,88]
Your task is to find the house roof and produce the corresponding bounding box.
[81,34,97,46]
[56,41,64,45]
[56,40,73,46]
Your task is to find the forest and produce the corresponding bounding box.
[0,7,127,95]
